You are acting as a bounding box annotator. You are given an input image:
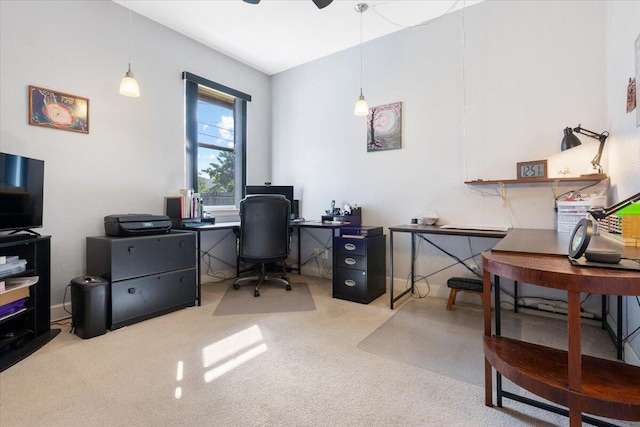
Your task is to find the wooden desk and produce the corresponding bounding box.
[388,224,508,309]
[492,228,640,359]
[482,249,640,426]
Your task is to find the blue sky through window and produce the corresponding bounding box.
[197,99,234,178]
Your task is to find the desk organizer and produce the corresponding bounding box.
[557,200,605,233]
[321,207,361,225]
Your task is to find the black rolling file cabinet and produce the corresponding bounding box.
[86,231,197,330]
[333,234,386,304]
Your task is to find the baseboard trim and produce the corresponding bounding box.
[51,303,71,322]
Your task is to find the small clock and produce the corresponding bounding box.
[517,160,548,179]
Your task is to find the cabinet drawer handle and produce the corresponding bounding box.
[344,257,356,265]
[344,279,356,287]
[180,241,185,247]
[344,243,356,251]
[128,246,135,253]
[128,288,136,294]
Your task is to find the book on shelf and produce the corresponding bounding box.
[0,299,27,322]
[166,190,202,219]
[2,276,39,292]
[0,259,27,278]
[0,255,19,265]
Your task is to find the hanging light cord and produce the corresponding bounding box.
[359,7,363,92]
[371,0,461,28]
[462,0,468,182]
[127,9,132,69]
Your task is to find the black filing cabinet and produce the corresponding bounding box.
[86,231,196,330]
[333,234,386,304]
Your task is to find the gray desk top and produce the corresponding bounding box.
[180,222,239,231]
[492,229,569,256]
[492,228,640,259]
[389,224,508,239]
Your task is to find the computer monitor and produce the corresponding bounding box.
[245,185,296,219]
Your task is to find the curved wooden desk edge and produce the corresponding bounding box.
[481,250,640,424]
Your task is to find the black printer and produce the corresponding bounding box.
[104,214,172,237]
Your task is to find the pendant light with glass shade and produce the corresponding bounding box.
[353,3,368,116]
[120,8,140,97]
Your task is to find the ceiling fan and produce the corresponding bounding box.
[242,0,333,9]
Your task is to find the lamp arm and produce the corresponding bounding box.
[573,125,604,141]
[588,192,640,220]
[590,139,605,173]
[574,126,608,173]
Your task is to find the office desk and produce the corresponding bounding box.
[180,222,240,306]
[483,231,640,426]
[290,221,345,274]
[493,228,639,359]
[388,224,508,309]
[182,221,347,302]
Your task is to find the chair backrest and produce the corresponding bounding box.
[238,195,291,262]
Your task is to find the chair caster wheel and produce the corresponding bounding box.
[286,284,292,291]
[233,284,239,290]
[254,290,260,297]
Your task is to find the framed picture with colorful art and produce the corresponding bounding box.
[367,101,402,152]
[28,85,89,133]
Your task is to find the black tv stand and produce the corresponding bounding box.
[7,229,41,237]
[0,234,59,372]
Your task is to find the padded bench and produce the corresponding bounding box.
[446,277,483,310]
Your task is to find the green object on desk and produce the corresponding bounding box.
[618,202,640,217]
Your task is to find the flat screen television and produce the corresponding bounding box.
[0,152,45,234]
[245,185,295,219]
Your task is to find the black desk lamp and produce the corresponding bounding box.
[561,125,609,174]
[569,191,640,262]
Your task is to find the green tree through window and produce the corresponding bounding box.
[200,151,234,193]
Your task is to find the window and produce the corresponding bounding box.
[183,72,251,210]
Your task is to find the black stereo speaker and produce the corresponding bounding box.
[292,200,300,219]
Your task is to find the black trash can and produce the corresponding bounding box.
[70,276,109,339]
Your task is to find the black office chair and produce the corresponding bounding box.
[232,195,292,297]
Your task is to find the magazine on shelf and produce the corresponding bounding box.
[0,276,39,294]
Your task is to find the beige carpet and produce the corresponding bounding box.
[358,298,522,387]
[1,275,637,427]
[213,281,316,316]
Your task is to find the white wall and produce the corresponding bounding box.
[605,0,640,360]
[0,0,272,308]
[271,1,610,295]
[273,0,640,359]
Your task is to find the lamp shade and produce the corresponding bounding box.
[561,127,581,151]
[119,68,140,97]
[354,93,369,116]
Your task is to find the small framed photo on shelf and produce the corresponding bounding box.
[517,159,547,179]
[28,85,89,133]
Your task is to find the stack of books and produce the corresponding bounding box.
[0,256,27,282]
[165,189,202,223]
[1,256,32,321]
[0,273,37,322]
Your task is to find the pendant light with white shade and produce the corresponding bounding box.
[353,3,368,116]
[119,8,140,97]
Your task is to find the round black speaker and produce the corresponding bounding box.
[585,249,621,264]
